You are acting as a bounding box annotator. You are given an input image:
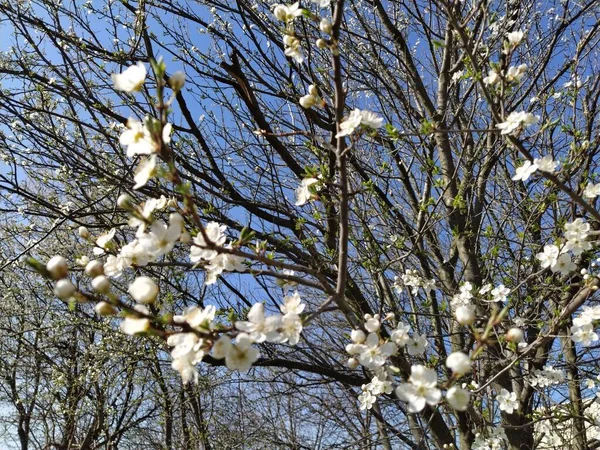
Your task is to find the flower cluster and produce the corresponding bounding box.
[190,222,246,285]
[273,3,304,63]
[299,84,321,109]
[472,427,508,450]
[346,314,472,412]
[497,111,539,135]
[529,365,565,387]
[393,269,436,295]
[535,218,591,278]
[571,304,600,346]
[483,63,527,86]
[512,155,558,182]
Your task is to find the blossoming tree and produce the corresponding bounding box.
[1,0,600,448]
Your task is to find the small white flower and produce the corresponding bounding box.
[395,365,441,413]
[551,253,576,275]
[497,111,539,135]
[112,62,147,93]
[336,109,363,138]
[295,177,320,206]
[534,155,558,173]
[280,291,305,315]
[133,155,157,189]
[491,284,510,303]
[120,305,151,335]
[354,333,397,369]
[120,117,157,157]
[235,303,281,343]
[536,244,559,269]
[190,222,227,262]
[168,332,205,383]
[279,313,303,345]
[359,110,384,129]
[584,182,600,199]
[358,390,377,410]
[496,388,519,414]
[512,160,538,181]
[391,323,411,346]
[571,323,598,346]
[176,305,217,332]
[225,333,260,371]
[507,30,524,46]
[406,333,429,356]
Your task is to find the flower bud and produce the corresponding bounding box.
[506,327,525,343]
[76,255,90,267]
[92,275,111,294]
[316,38,328,49]
[446,352,472,375]
[308,84,318,97]
[46,255,68,280]
[348,357,359,369]
[320,18,332,34]
[169,71,186,91]
[117,193,133,210]
[95,301,117,316]
[283,35,299,47]
[345,343,361,355]
[455,305,475,325]
[351,329,366,343]
[128,276,159,304]
[274,5,287,21]
[78,226,90,239]
[85,260,105,278]
[299,94,316,109]
[54,279,76,299]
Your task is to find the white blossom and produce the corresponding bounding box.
[395,365,441,413]
[112,62,147,93]
[497,112,539,135]
[120,305,151,335]
[406,333,429,356]
[496,388,519,414]
[190,222,227,262]
[511,160,538,181]
[225,333,260,371]
[295,177,319,206]
[446,386,470,411]
[235,303,281,343]
[534,155,558,173]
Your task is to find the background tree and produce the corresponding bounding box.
[1,0,600,449]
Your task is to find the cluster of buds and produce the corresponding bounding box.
[299,84,321,109]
